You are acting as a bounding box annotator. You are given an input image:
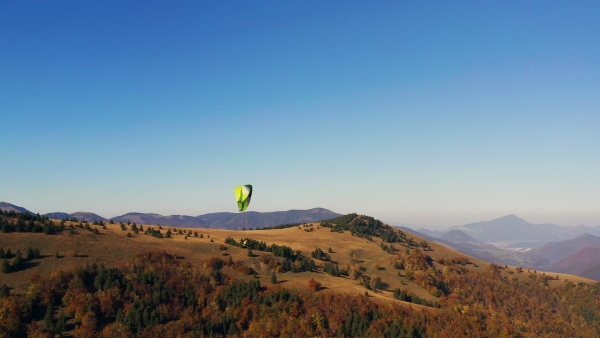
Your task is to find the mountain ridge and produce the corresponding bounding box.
[0,202,341,230]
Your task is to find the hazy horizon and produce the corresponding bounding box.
[3,200,598,230]
[2,2,598,228]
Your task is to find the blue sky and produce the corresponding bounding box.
[1,1,599,227]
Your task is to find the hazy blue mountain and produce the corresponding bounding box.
[45,211,107,222]
[440,229,481,243]
[450,215,581,243]
[197,208,342,230]
[108,208,341,230]
[415,228,446,238]
[0,202,34,214]
[45,212,73,220]
[112,213,209,228]
[69,212,107,222]
[528,233,600,264]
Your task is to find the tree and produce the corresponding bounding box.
[370,274,383,292]
[308,278,321,291]
[26,248,35,260]
[12,252,22,271]
[271,271,277,284]
[44,305,54,333]
[0,284,9,298]
[247,249,254,257]
[1,259,9,273]
[55,313,66,335]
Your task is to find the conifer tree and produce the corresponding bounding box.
[0,284,9,298]
[1,259,9,273]
[271,271,277,284]
[55,313,66,335]
[12,252,22,271]
[44,305,54,333]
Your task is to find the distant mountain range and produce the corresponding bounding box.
[411,215,600,249]
[400,226,549,269]
[400,215,600,278]
[0,202,341,230]
[447,214,600,244]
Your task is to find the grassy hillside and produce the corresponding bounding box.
[1,211,600,336]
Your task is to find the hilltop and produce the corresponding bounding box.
[1,210,600,336]
[0,202,34,214]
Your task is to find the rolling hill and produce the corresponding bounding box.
[550,247,600,281]
[1,209,600,336]
[528,233,600,263]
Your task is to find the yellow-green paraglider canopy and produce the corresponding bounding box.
[234,185,252,212]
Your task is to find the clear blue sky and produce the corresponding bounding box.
[1,1,599,227]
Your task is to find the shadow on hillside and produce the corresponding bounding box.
[18,261,41,271]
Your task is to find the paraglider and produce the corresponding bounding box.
[234,184,253,230]
[234,185,252,212]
